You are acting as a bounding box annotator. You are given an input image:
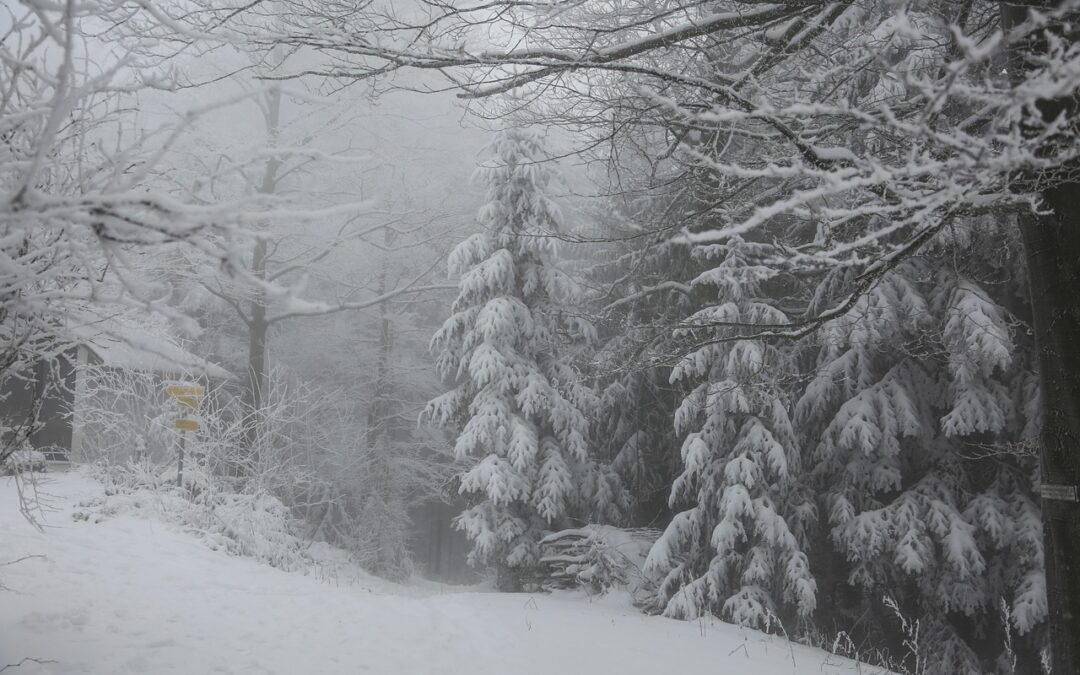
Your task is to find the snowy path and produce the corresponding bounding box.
[1,472,882,675]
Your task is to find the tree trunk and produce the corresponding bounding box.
[1004,2,1080,671]
[246,236,269,438]
[244,87,282,461]
[1018,184,1080,675]
[365,231,399,574]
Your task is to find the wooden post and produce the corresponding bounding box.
[177,430,185,487]
[1003,2,1080,671]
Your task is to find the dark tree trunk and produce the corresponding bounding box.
[1018,185,1080,675]
[1004,2,1080,671]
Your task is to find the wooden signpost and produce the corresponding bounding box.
[174,418,200,432]
[165,383,206,486]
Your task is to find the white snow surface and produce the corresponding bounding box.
[1,471,885,675]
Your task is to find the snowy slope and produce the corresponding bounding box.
[0,472,887,675]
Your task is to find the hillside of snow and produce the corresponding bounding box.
[1,471,886,675]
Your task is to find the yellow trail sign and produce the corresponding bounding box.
[176,396,200,410]
[166,384,205,398]
[175,418,200,432]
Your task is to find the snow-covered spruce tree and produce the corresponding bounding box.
[423,129,596,590]
[796,234,1044,674]
[643,236,816,629]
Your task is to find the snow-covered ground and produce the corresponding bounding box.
[1,471,884,675]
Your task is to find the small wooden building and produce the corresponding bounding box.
[0,320,229,461]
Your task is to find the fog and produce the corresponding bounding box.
[3,2,1078,674]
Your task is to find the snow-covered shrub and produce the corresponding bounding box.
[1,448,47,475]
[540,526,659,602]
[82,461,309,571]
[203,492,308,569]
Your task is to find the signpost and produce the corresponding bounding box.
[165,385,205,398]
[165,383,206,487]
[175,396,199,410]
[1040,483,1079,502]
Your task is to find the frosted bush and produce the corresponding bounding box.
[81,462,308,571]
[540,526,659,602]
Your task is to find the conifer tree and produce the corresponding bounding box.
[423,129,595,589]
[645,236,817,628]
[797,241,1044,674]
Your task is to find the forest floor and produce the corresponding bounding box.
[0,470,885,675]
